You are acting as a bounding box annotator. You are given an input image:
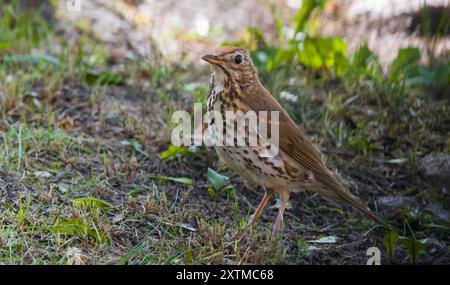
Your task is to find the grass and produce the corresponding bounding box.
[0,2,449,264]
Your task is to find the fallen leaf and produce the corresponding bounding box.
[153,175,193,185]
[33,171,52,178]
[308,236,338,244]
[207,168,229,191]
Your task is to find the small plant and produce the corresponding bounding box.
[160,145,199,161]
[382,212,431,263]
[207,168,238,214]
[16,193,32,226]
[51,196,112,245]
[383,231,399,258]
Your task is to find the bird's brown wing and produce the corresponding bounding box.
[241,84,328,174]
[241,84,387,226]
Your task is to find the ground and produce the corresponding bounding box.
[0,1,449,265]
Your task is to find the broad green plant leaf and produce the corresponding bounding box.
[207,167,230,191]
[293,0,326,34]
[72,197,112,210]
[389,48,421,80]
[383,231,399,257]
[51,218,108,243]
[160,145,197,161]
[298,36,347,73]
[399,236,428,262]
[352,43,376,68]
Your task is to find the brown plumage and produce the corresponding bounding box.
[202,46,386,236]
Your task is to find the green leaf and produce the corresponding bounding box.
[160,145,197,161]
[121,139,148,157]
[399,237,428,262]
[128,188,142,197]
[344,133,380,154]
[0,35,12,51]
[352,43,376,68]
[84,70,125,86]
[207,187,217,198]
[274,16,284,46]
[298,36,347,72]
[51,219,86,236]
[153,175,193,185]
[72,197,112,210]
[409,62,450,88]
[334,52,349,77]
[207,167,230,191]
[389,48,421,80]
[293,0,326,34]
[331,37,348,54]
[131,140,147,156]
[184,249,193,264]
[251,47,278,71]
[308,236,338,244]
[267,47,296,71]
[299,37,323,69]
[2,54,58,65]
[247,27,269,48]
[51,219,108,243]
[383,231,399,257]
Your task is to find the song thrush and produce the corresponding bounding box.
[202,46,385,236]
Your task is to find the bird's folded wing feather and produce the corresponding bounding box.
[241,86,328,175]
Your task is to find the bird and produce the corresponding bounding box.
[201,46,386,237]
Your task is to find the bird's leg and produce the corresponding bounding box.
[248,188,273,225]
[271,190,290,237]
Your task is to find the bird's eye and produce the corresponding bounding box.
[234,54,243,64]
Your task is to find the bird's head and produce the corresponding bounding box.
[201,46,256,85]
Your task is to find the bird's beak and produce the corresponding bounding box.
[201,54,224,65]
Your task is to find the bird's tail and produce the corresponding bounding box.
[314,171,388,227]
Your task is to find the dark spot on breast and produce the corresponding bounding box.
[272,166,284,175]
[243,157,252,164]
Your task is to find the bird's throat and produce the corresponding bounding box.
[212,67,228,87]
